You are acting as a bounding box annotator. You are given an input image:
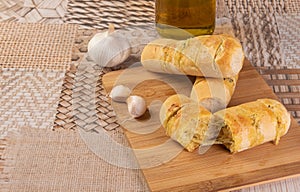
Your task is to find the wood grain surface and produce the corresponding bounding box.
[102,60,300,192]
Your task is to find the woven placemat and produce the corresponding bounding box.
[225,0,300,14]
[65,0,231,29]
[53,29,99,131]
[258,68,300,123]
[0,69,65,138]
[276,14,300,69]
[223,1,300,69]
[0,70,66,190]
[0,22,78,191]
[231,11,283,68]
[0,0,24,22]
[0,0,68,24]
[0,22,77,70]
[65,0,155,29]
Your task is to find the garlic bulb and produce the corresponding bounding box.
[126,95,147,118]
[88,24,131,67]
[88,31,110,52]
[109,85,131,103]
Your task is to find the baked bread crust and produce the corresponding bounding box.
[159,94,212,152]
[160,96,291,153]
[190,75,239,112]
[215,99,291,153]
[141,34,245,78]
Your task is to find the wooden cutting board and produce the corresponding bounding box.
[102,60,300,192]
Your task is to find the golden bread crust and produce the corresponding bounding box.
[141,34,244,78]
[190,75,239,108]
[160,95,291,153]
[160,94,212,152]
[215,99,291,153]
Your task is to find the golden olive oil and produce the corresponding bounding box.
[155,0,216,39]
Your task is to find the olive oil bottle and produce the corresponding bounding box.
[155,0,216,39]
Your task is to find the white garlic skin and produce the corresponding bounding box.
[88,29,131,67]
[109,85,131,103]
[126,95,147,118]
[88,32,109,52]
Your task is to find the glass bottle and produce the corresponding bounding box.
[155,0,216,39]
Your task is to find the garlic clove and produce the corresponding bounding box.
[109,85,131,103]
[126,95,147,118]
[87,24,131,68]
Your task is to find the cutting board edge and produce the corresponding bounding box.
[221,173,300,192]
[147,161,300,192]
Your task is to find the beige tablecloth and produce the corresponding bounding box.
[0,0,299,191]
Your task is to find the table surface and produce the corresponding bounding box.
[0,0,299,192]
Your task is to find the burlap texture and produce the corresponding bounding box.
[0,22,77,70]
